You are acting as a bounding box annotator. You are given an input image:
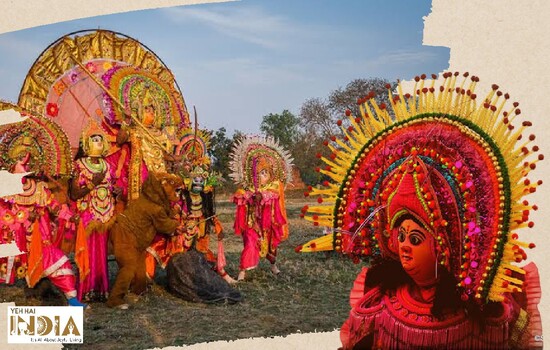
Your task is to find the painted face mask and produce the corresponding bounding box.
[191,176,205,194]
[397,218,438,287]
[81,120,108,157]
[188,166,208,194]
[88,134,105,157]
[258,168,271,186]
[142,105,156,126]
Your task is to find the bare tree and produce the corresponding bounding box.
[329,78,393,116]
[293,77,397,186]
[299,98,334,140]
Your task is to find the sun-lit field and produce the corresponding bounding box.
[0,193,363,350]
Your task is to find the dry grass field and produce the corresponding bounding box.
[0,192,363,350]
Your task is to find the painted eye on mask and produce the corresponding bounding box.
[398,230,425,246]
[398,231,405,243]
[409,233,424,246]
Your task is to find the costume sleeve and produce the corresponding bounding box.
[505,262,543,349]
[74,161,86,186]
[232,189,247,235]
[339,317,352,350]
[260,190,286,242]
[349,267,369,308]
[151,206,179,235]
[54,204,74,248]
[45,188,61,217]
[340,276,380,350]
[272,193,287,226]
[522,262,543,349]
[277,181,289,240]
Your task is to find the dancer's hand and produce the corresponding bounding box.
[213,217,223,234]
[112,186,123,197]
[251,191,263,204]
[91,171,106,186]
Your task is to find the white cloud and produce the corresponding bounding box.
[371,49,440,65]
[176,57,312,87]
[161,6,300,49]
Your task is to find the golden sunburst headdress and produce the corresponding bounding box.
[299,72,542,304]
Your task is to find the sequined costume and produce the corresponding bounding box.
[1,179,79,301]
[229,136,293,280]
[300,73,543,349]
[70,121,116,301]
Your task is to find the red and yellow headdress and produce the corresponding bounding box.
[102,66,189,129]
[175,127,211,168]
[0,101,73,177]
[299,73,542,304]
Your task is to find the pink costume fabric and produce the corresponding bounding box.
[0,181,77,298]
[233,184,287,270]
[340,264,542,349]
[73,157,116,301]
[0,200,29,284]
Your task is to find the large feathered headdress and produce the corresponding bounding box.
[299,73,542,304]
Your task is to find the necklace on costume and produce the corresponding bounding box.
[82,157,106,173]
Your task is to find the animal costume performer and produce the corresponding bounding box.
[106,172,182,309]
[145,128,235,283]
[69,120,117,302]
[229,136,293,281]
[300,73,543,349]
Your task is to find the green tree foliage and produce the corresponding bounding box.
[208,78,397,190]
[209,127,233,178]
[260,110,300,150]
[207,127,246,193]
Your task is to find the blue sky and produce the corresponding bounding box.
[0,0,449,134]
